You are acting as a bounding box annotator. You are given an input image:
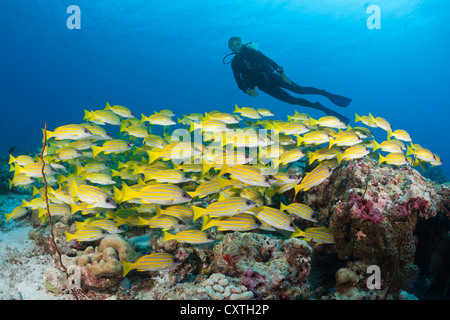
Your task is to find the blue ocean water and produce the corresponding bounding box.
[1,0,449,179]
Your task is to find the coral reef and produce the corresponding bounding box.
[74,234,138,290]
[211,232,312,299]
[4,155,449,300]
[295,158,449,294]
[196,273,254,300]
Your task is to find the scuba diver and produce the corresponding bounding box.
[224,36,351,124]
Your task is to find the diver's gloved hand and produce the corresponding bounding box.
[281,72,292,85]
[246,89,258,97]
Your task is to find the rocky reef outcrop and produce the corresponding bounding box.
[295,158,449,297]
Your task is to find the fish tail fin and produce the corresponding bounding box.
[189,121,201,133]
[291,226,305,238]
[279,202,287,212]
[155,205,163,216]
[75,164,84,176]
[119,182,139,203]
[328,139,335,149]
[70,203,82,215]
[387,130,393,140]
[162,231,175,242]
[218,177,233,190]
[141,113,149,123]
[202,161,213,175]
[202,112,210,121]
[201,215,214,231]
[406,145,413,156]
[65,232,75,242]
[192,206,206,221]
[378,154,386,165]
[307,150,316,165]
[233,104,241,113]
[186,190,197,199]
[296,135,303,146]
[91,145,102,158]
[146,150,160,164]
[113,186,123,204]
[83,110,92,121]
[74,221,85,230]
[69,179,78,199]
[294,184,302,197]
[105,101,112,110]
[218,162,230,177]
[32,185,40,197]
[8,154,15,164]
[4,213,12,223]
[355,113,361,123]
[119,122,127,133]
[8,179,12,190]
[121,261,134,278]
[287,115,292,121]
[309,118,317,126]
[44,129,54,141]
[111,169,121,177]
[114,217,127,227]
[336,152,343,165]
[368,113,376,125]
[372,139,380,152]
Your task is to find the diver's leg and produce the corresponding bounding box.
[258,84,318,108]
[270,73,326,95]
[270,73,352,107]
[258,84,350,124]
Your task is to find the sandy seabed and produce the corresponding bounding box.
[0,194,70,300]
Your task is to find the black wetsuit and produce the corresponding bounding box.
[231,44,348,122]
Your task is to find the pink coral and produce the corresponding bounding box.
[348,192,385,224]
[396,197,428,220]
[241,267,268,299]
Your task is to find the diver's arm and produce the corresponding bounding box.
[231,63,249,93]
[255,50,284,74]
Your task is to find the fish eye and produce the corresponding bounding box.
[105,198,111,203]
[264,177,269,182]
[182,192,189,198]
[289,222,294,227]
[245,200,251,206]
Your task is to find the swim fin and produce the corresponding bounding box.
[327,93,352,107]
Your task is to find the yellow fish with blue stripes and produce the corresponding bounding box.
[122,252,181,277]
[253,206,296,232]
[280,202,318,223]
[192,197,257,220]
[291,226,334,244]
[119,182,192,205]
[163,229,214,244]
[294,164,333,195]
[201,214,261,232]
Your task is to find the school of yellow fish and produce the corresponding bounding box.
[5,102,442,275]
